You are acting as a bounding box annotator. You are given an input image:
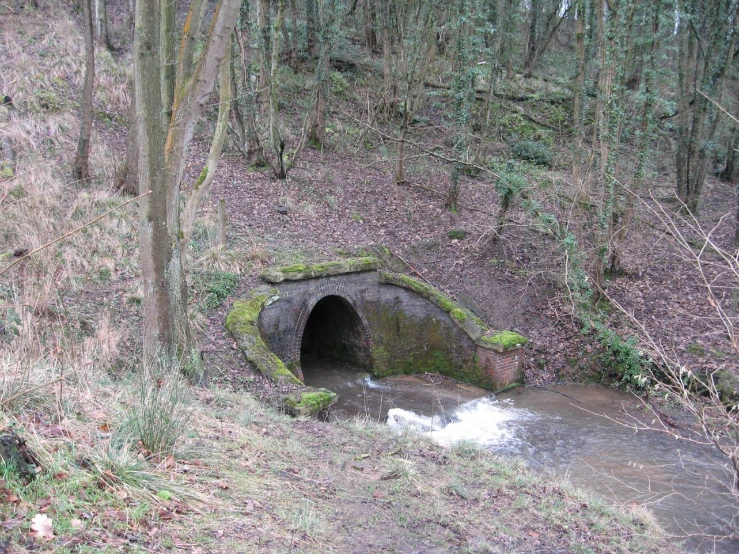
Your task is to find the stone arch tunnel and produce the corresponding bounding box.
[298,294,372,370]
[225,257,528,416]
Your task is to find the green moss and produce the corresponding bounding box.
[686,343,706,356]
[226,287,301,386]
[194,167,208,189]
[379,272,487,341]
[479,331,528,351]
[450,308,468,322]
[225,295,268,333]
[447,229,467,240]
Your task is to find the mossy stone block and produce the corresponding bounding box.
[260,257,380,283]
[278,387,338,416]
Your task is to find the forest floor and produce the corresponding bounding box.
[1,2,736,552]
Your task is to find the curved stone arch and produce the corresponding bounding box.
[290,284,373,368]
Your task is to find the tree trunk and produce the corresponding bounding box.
[572,0,585,128]
[524,0,540,70]
[676,0,737,214]
[94,0,112,49]
[258,0,272,91]
[306,0,318,56]
[134,0,177,366]
[114,86,139,195]
[288,0,299,68]
[162,0,241,356]
[235,12,266,166]
[180,55,232,258]
[0,104,14,179]
[363,0,378,52]
[73,0,95,184]
[609,0,661,275]
[270,0,287,178]
[160,0,176,127]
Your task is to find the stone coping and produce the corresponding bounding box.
[260,257,380,283]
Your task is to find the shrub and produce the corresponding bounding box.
[193,270,240,310]
[510,140,553,166]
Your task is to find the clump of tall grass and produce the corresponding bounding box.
[125,362,193,460]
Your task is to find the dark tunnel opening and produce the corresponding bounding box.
[300,295,372,370]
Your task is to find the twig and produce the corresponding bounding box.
[394,252,431,284]
[698,90,739,125]
[0,191,151,276]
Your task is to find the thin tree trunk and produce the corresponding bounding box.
[288,0,299,68]
[160,0,176,127]
[270,0,287,178]
[0,103,14,179]
[572,0,585,128]
[306,0,318,56]
[94,0,112,50]
[235,14,266,166]
[115,86,139,194]
[163,0,241,356]
[180,55,232,257]
[73,0,95,184]
[609,0,661,275]
[363,0,377,52]
[258,0,272,91]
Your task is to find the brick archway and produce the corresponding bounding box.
[291,287,373,369]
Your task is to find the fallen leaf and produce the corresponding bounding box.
[528,530,540,538]
[29,513,54,540]
[70,518,84,529]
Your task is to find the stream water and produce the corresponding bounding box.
[303,361,739,553]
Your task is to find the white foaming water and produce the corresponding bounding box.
[387,397,535,448]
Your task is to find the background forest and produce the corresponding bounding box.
[0,0,738,551]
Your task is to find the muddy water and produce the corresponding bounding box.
[303,361,739,553]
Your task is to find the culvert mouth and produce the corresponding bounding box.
[300,295,372,371]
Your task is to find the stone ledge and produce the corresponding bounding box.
[260,257,380,283]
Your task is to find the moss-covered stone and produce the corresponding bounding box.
[225,287,301,386]
[478,331,529,352]
[279,388,338,416]
[261,257,380,283]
